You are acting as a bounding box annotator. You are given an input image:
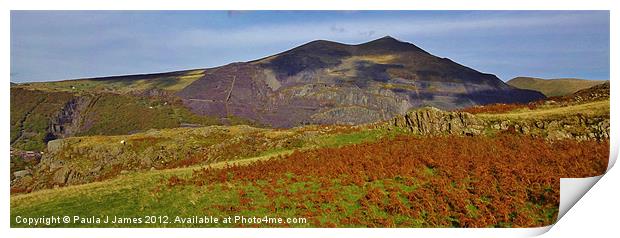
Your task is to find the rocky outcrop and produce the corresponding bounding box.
[9,148,42,189]
[47,96,94,142]
[486,116,609,141]
[385,107,609,141]
[386,107,486,136]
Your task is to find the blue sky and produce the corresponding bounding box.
[10,11,609,83]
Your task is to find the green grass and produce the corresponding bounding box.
[8,153,275,227]
[10,167,424,227]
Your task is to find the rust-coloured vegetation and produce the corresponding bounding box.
[169,134,608,227]
[458,103,537,114]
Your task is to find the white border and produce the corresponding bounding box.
[1,1,616,238]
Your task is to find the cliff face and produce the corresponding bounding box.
[178,36,545,128]
[47,96,94,141]
[388,107,486,136]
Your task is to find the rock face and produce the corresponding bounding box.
[388,107,486,136]
[386,107,609,141]
[486,116,610,141]
[178,36,545,128]
[46,96,94,142]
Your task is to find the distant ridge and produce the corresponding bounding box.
[507,77,607,97]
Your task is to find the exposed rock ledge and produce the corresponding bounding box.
[387,107,486,136]
[383,107,609,141]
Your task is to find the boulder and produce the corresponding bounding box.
[52,167,71,185]
[13,170,30,179]
[47,139,65,154]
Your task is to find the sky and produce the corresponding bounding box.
[10,11,610,83]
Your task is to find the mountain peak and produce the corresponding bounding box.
[282,36,427,56]
[363,35,403,44]
[358,36,428,54]
[377,35,400,41]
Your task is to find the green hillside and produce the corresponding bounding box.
[10,87,224,152]
[507,77,607,97]
[10,89,77,151]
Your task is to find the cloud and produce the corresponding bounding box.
[358,30,376,37]
[330,26,346,33]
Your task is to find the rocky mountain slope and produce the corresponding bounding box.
[178,36,545,127]
[507,77,607,97]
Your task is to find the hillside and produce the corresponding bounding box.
[9,87,250,151]
[550,81,610,103]
[178,36,544,127]
[507,77,607,97]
